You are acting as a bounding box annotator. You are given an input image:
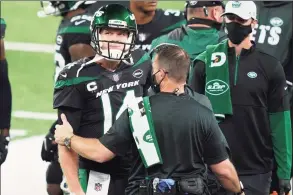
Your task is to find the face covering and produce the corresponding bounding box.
[225,22,252,45]
[187,18,223,31]
[151,70,166,93]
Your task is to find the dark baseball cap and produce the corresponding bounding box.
[186,1,224,8]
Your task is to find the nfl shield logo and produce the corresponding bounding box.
[95,183,102,191]
[113,74,120,82]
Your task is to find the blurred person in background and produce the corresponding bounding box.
[151,1,225,63]
[0,17,12,166]
[129,0,186,51]
[252,2,293,194]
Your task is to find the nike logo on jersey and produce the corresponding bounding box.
[75,20,86,26]
[284,86,288,91]
[138,33,150,42]
[60,73,67,78]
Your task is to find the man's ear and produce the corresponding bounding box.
[212,7,223,23]
[251,19,258,29]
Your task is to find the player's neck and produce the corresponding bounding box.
[98,59,121,72]
[228,37,252,56]
[64,9,85,19]
[130,6,155,25]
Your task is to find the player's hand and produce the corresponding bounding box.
[54,113,74,145]
[279,179,291,195]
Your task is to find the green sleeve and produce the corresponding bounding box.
[268,63,292,179]
[270,111,292,179]
[150,35,169,51]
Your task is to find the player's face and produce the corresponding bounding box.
[99,28,129,50]
[131,0,158,12]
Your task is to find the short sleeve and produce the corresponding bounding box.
[99,110,133,156]
[202,116,230,165]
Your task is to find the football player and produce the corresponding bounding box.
[0,17,11,166]
[86,1,186,52]
[129,0,186,51]
[53,4,152,195]
[38,1,96,195]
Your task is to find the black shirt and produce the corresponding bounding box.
[99,92,230,194]
[189,43,290,175]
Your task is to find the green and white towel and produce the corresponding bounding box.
[128,96,163,168]
[195,39,233,119]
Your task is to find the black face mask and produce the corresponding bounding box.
[187,18,223,31]
[151,70,166,93]
[225,22,252,45]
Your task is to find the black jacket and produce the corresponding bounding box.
[189,43,292,178]
[253,1,292,83]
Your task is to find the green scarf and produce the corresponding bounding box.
[128,96,163,168]
[195,39,232,118]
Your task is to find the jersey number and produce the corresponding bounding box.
[101,90,136,134]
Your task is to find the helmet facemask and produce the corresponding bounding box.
[91,26,136,61]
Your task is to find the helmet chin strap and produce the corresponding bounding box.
[100,49,126,61]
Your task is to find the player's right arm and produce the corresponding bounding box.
[57,108,83,194]
[53,63,85,193]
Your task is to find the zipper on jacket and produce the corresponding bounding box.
[234,55,240,86]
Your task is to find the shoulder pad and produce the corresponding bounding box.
[131,49,151,67]
[55,57,89,81]
[69,13,92,26]
[58,14,92,35]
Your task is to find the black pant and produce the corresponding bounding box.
[217,172,272,195]
[107,177,128,195]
